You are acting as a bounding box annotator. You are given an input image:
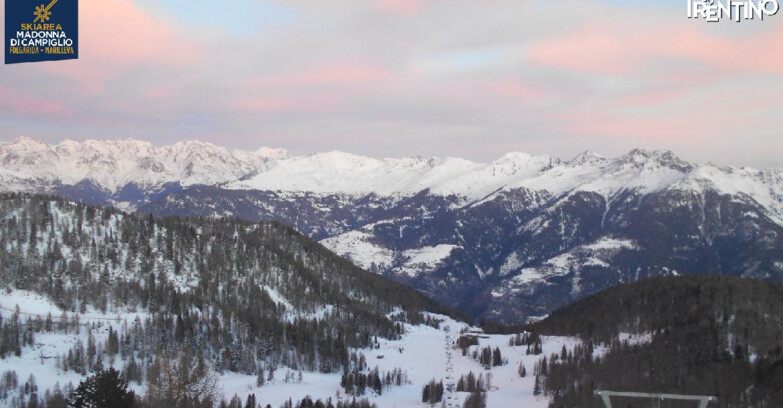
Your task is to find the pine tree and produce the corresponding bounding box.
[65,368,135,408]
[106,327,119,356]
[492,347,502,367]
[94,353,104,373]
[228,394,242,408]
[533,374,541,396]
[462,391,485,408]
[45,313,53,332]
[267,366,275,383]
[245,393,257,408]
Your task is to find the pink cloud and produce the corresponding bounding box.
[249,62,393,89]
[238,62,396,113]
[653,69,728,88]
[528,31,631,75]
[623,89,687,107]
[234,94,339,113]
[36,0,198,94]
[552,111,707,141]
[0,86,73,118]
[528,22,783,76]
[144,85,178,99]
[80,0,194,65]
[489,80,549,101]
[665,26,783,74]
[549,100,758,143]
[420,77,550,111]
[374,0,431,15]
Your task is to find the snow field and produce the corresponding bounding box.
[0,292,581,408]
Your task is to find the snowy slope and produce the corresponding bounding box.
[0,138,286,192]
[227,152,497,198]
[0,168,39,192]
[508,149,689,198]
[227,151,558,201]
[674,165,783,225]
[495,238,639,294]
[321,228,460,277]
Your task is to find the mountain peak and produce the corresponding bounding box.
[305,151,382,170]
[620,148,692,172]
[6,136,48,150]
[567,151,607,167]
[310,150,372,160]
[0,138,278,193]
[624,148,677,161]
[498,151,533,159]
[256,146,288,160]
[495,151,554,166]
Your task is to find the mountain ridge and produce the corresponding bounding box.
[3,138,781,209]
[2,138,782,324]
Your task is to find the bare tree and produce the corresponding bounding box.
[144,349,220,408]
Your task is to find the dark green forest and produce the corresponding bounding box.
[529,276,783,408]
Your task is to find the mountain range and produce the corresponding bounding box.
[2,137,782,323]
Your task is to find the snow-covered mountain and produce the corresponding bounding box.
[227,151,556,200]
[1,137,782,323]
[2,138,781,221]
[0,138,285,206]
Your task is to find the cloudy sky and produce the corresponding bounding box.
[1,0,781,167]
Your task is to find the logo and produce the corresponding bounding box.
[34,0,59,23]
[688,0,779,22]
[5,0,78,64]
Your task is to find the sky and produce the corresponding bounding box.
[1,0,782,167]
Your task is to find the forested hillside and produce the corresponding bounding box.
[529,276,783,408]
[0,193,457,407]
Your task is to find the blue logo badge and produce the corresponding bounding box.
[5,0,78,64]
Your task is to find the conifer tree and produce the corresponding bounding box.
[65,368,135,408]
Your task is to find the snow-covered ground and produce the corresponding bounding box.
[0,290,580,408]
[321,228,459,278]
[0,290,150,398]
[492,237,638,298]
[218,314,580,408]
